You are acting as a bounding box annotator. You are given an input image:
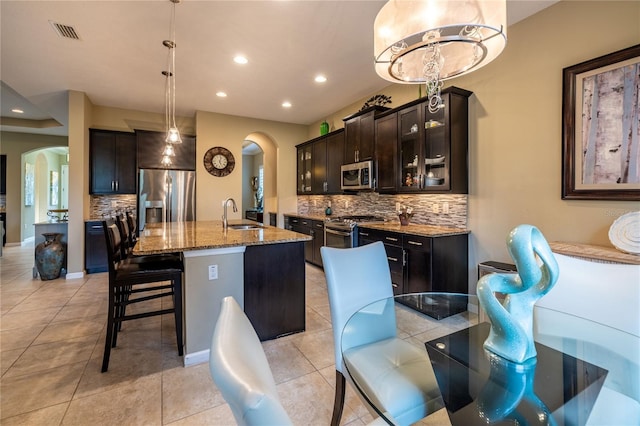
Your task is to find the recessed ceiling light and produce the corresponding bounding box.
[11,108,24,114]
[216,91,227,98]
[233,55,248,65]
[282,101,292,108]
[314,75,327,83]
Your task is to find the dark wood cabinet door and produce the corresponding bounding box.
[375,112,398,192]
[244,242,306,341]
[344,118,359,164]
[358,111,375,161]
[114,133,137,193]
[85,221,108,273]
[312,138,327,193]
[325,130,344,193]
[90,130,117,194]
[405,238,433,294]
[431,234,468,293]
[311,220,324,266]
[136,129,196,170]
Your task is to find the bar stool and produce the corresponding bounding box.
[101,220,183,372]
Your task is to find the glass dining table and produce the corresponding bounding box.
[341,293,639,426]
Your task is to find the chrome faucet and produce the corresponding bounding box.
[222,198,237,230]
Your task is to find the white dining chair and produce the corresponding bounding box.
[321,242,442,426]
[209,296,293,426]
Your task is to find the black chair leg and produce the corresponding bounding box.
[102,292,117,372]
[173,275,184,356]
[331,370,346,426]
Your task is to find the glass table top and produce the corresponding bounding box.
[341,293,639,426]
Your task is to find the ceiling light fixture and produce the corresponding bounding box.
[282,101,292,108]
[374,0,507,112]
[315,75,327,83]
[216,91,227,98]
[234,55,248,65]
[11,108,24,114]
[161,0,182,167]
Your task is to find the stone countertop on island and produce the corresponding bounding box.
[359,222,469,237]
[133,220,311,255]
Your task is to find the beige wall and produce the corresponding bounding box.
[195,111,306,225]
[308,1,640,291]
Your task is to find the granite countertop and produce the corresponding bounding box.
[133,220,311,255]
[283,212,329,222]
[358,222,469,237]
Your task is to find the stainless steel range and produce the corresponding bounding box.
[324,215,385,249]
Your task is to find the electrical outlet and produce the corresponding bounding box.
[432,203,440,214]
[208,264,218,280]
[110,200,117,208]
[442,202,449,214]
[395,202,401,212]
[345,200,350,209]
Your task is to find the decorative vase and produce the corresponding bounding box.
[399,214,412,226]
[35,232,66,280]
[320,120,329,135]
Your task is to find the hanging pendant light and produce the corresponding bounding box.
[374,0,507,112]
[163,0,182,146]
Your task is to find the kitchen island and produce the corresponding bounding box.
[134,220,311,366]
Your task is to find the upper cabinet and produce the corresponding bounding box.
[375,112,398,193]
[297,129,344,195]
[136,129,196,170]
[343,106,389,164]
[89,129,137,194]
[398,87,472,193]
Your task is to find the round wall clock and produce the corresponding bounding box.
[203,146,235,177]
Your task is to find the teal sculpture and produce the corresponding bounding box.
[477,225,559,363]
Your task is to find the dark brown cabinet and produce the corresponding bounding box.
[343,106,388,164]
[0,154,6,195]
[89,129,137,194]
[375,112,399,192]
[244,242,306,341]
[85,220,108,273]
[399,87,471,193]
[358,228,404,295]
[358,227,468,304]
[136,129,196,170]
[296,129,344,195]
[285,215,323,267]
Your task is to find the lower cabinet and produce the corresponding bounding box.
[285,215,323,267]
[85,221,108,273]
[358,227,469,316]
[244,242,306,340]
[358,228,404,295]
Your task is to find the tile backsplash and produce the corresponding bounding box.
[89,195,136,219]
[297,192,467,229]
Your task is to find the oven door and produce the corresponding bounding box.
[324,226,355,249]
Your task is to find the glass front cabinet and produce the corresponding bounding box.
[297,144,313,194]
[398,86,471,194]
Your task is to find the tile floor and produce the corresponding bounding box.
[1,243,472,425]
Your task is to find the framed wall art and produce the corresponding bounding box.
[562,44,640,201]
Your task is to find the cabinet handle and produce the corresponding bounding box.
[359,232,369,237]
[91,225,102,229]
[115,180,119,191]
[403,249,407,266]
[387,256,398,262]
[407,240,423,246]
[392,283,398,288]
[111,181,115,191]
[315,223,323,228]
[385,236,399,242]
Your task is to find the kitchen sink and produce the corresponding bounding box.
[229,224,266,230]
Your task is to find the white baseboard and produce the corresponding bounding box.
[65,272,85,280]
[184,349,209,367]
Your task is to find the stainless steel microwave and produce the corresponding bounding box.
[341,160,374,190]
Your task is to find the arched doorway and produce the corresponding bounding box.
[242,132,277,225]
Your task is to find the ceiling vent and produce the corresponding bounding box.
[49,21,80,40]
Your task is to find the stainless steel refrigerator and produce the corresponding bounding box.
[138,169,195,230]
